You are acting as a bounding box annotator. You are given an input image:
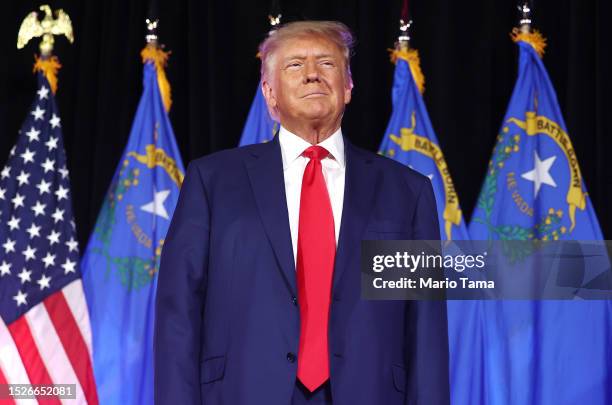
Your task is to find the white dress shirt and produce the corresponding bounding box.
[278,126,346,265]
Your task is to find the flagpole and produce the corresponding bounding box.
[512,1,545,58]
[145,18,159,46]
[390,15,424,95]
[268,13,282,35]
[268,0,282,33]
[16,5,74,94]
[398,0,411,51]
[17,4,74,58]
[396,19,412,51]
[141,18,173,112]
[518,1,533,33]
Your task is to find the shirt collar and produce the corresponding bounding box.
[278,126,345,170]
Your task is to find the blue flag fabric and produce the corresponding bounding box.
[378,52,469,240]
[467,36,612,404]
[81,61,185,404]
[377,50,478,405]
[238,82,278,146]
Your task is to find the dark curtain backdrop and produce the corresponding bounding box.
[1,0,611,247]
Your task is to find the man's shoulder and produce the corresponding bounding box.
[348,142,430,186]
[188,142,271,173]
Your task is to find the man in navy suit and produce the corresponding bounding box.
[154,21,449,405]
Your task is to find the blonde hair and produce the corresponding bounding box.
[258,20,355,82]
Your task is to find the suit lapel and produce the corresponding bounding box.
[243,136,377,295]
[245,136,297,295]
[333,138,377,290]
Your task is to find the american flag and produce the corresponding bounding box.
[0,72,98,404]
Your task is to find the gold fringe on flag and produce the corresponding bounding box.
[511,28,547,58]
[33,56,61,94]
[389,48,425,94]
[141,45,172,112]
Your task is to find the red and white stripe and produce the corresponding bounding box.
[0,280,98,405]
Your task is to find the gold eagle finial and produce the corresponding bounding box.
[17,4,74,56]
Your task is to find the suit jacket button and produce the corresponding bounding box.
[292,296,297,306]
[287,352,296,363]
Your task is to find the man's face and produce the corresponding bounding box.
[262,35,352,129]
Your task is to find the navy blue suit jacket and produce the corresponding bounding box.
[154,136,450,404]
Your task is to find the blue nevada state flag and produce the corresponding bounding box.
[378,48,469,240]
[377,46,480,405]
[468,31,612,404]
[81,47,185,404]
[238,82,278,146]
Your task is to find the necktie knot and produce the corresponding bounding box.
[302,146,329,161]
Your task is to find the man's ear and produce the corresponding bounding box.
[344,78,353,105]
[261,80,276,108]
[261,80,280,120]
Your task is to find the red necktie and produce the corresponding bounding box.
[296,145,336,392]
